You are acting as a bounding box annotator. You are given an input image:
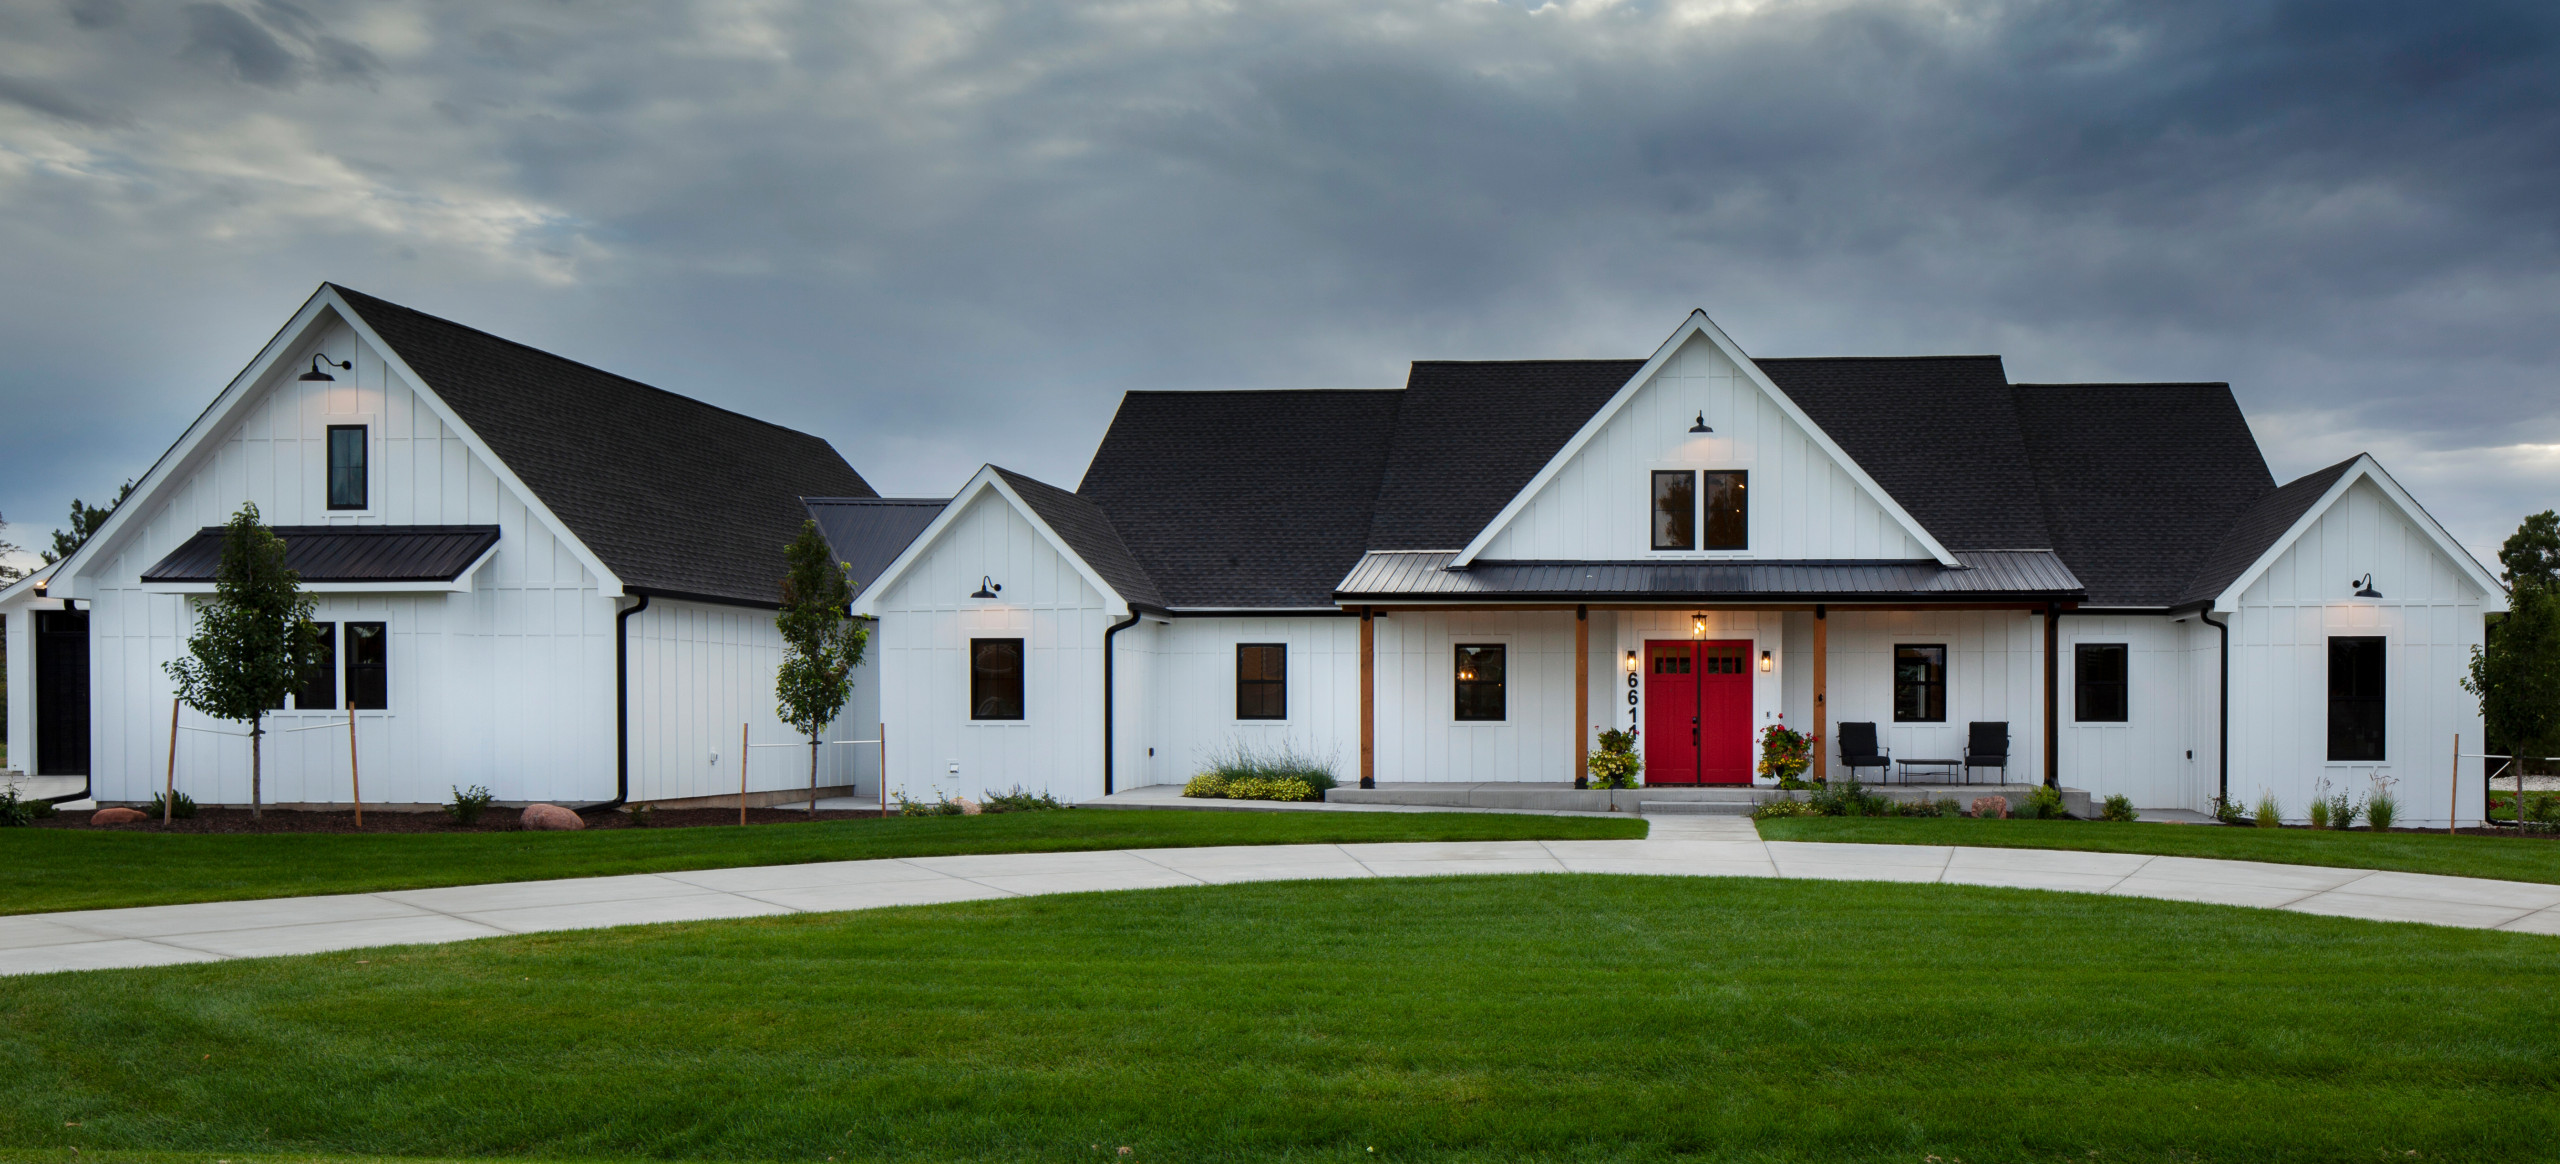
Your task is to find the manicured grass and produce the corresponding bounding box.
[0,810,1643,916]
[5,875,2555,1163]
[1757,815,2560,882]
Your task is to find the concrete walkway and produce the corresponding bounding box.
[5,816,2557,977]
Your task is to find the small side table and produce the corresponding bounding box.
[1896,758,1962,784]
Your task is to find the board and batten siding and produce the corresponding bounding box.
[1807,609,2046,786]
[2225,478,2488,826]
[1479,334,1934,562]
[872,490,1113,802]
[2054,616,2207,810]
[78,320,619,807]
[1125,615,1363,788]
[626,598,881,804]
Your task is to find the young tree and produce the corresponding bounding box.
[775,520,869,814]
[2466,511,2560,772]
[164,503,329,821]
[0,509,24,584]
[42,478,135,564]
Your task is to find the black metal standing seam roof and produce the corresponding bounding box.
[1077,390,1403,608]
[803,498,948,595]
[1335,550,2085,601]
[991,468,1168,611]
[141,525,501,583]
[2009,383,2278,607]
[2171,456,2361,608]
[329,286,874,607]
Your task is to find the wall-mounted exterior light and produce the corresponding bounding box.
[1624,649,1638,672]
[1691,612,1708,639]
[1760,649,1773,672]
[1689,411,1712,434]
[2351,573,2382,599]
[971,576,1002,599]
[298,354,351,382]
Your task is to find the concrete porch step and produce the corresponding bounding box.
[1638,800,1757,815]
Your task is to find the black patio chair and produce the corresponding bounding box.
[1963,722,2010,784]
[1837,722,1891,783]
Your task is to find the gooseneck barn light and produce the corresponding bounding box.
[298,354,352,382]
[2351,573,2382,599]
[971,576,1003,599]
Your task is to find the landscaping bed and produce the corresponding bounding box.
[2,875,2552,1162]
[1756,815,2560,883]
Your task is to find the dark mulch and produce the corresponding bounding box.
[32,805,891,834]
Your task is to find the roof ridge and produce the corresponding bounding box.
[328,284,834,445]
[1119,388,1403,397]
[1759,354,2004,363]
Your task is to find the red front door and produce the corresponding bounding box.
[1644,640,1753,785]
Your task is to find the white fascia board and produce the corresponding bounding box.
[2211,454,2509,613]
[850,466,1131,617]
[0,562,59,609]
[323,287,625,598]
[1451,310,1957,567]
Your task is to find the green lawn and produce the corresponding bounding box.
[1757,815,2560,882]
[0,810,1642,916]
[4,875,2555,1163]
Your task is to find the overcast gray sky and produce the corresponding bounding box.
[2,0,2553,573]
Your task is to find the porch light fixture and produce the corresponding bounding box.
[298,354,352,382]
[1624,649,1638,672]
[1691,612,1707,639]
[971,576,1002,599]
[2351,573,2382,599]
[1688,411,1712,434]
[1760,649,1773,673]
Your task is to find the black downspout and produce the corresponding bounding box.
[577,593,649,815]
[1102,610,1142,796]
[2201,609,2229,813]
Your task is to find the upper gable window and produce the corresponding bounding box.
[1650,471,1695,550]
[1650,470,1747,552]
[327,425,368,510]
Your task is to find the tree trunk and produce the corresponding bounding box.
[810,735,820,814]
[250,716,264,822]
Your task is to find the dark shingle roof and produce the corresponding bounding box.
[1365,361,1641,551]
[2010,383,2277,606]
[143,525,500,583]
[2173,455,2360,608]
[332,285,873,607]
[803,498,946,595]
[1759,357,2051,551]
[1078,390,1403,607]
[992,468,1167,611]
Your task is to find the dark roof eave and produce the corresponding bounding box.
[1334,590,2088,605]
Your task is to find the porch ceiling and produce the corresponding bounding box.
[1334,549,2084,603]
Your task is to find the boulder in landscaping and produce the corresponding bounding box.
[955,796,983,816]
[91,807,148,825]
[519,803,585,830]
[1971,795,2009,820]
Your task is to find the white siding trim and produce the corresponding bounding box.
[853,466,1132,619]
[2213,454,2507,613]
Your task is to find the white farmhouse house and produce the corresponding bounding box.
[856,311,2506,824]
[1,284,886,810]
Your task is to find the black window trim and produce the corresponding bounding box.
[1650,469,1696,552]
[969,636,1027,722]
[1701,468,1749,552]
[345,620,389,712]
[326,423,369,511]
[2073,642,2130,724]
[1453,642,1508,723]
[1892,642,1948,724]
[292,622,339,711]
[1235,642,1287,721]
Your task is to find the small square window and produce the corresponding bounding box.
[328,425,368,510]
[1454,644,1506,721]
[1702,470,1747,550]
[971,638,1025,721]
[1893,644,1946,723]
[2327,637,2384,761]
[2074,643,2128,722]
[1650,471,1695,551]
[1236,643,1286,720]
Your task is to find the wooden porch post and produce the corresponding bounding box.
[1574,605,1589,784]
[1812,604,1828,783]
[2043,603,2060,789]
[1359,606,1376,790]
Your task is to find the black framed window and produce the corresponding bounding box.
[2327,636,2385,761]
[1236,643,1286,719]
[1650,470,1695,550]
[1454,644,1506,721]
[1893,644,1946,722]
[971,638,1025,721]
[1703,470,1747,550]
[345,622,388,710]
[295,623,338,710]
[327,425,368,510]
[2074,643,2128,722]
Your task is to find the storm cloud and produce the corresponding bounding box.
[0,0,2553,567]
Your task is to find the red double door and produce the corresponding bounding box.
[1644,640,1753,784]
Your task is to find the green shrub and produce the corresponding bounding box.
[1181,773,1229,799]
[2308,795,2331,830]
[2100,793,2138,823]
[2253,792,2282,828]
[1225,777,1316,802]
[2326,788,2362,830]
[446,784,496,826]
[1199,740,1338,793]
[1936,797,1965,818]
[2210,796,2248,825]
[893,789,968,816]
[1807,776,1892,817]
[2365,789,2396,830]
[0,787,35,827]
[1750,797,1817,820]
[980,787,1068,812]
[143,790,197,820]
[628,803,655,827]
[2020,785,2071,820]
